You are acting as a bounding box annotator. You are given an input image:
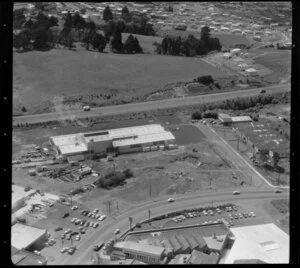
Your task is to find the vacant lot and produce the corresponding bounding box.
[254,50,291,83]
[13,49,227,114]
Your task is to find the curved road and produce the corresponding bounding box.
[51,189,288,265]
[13,83,290,126]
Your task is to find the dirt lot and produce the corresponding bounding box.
[13,49,227,115]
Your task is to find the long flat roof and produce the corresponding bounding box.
[112,132,175,147]
[224,224,289,264]
[58,143,88,155]
[11,223,46,250]
[114,241,165,256]
[12,185,36,207]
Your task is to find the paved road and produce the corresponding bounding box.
[51,190,288,265]
[195,124,289,189]
[13,83,290,126]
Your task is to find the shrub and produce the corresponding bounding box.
[191,111,202,120]
[195,75,214,85]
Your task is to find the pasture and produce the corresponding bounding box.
[13,49,227,114]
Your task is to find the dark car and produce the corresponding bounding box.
[260,89,266,94]
[54,227,63,232]
[62,213,70,219]
[71,231,79,236]
[275,189,282,193]
[93,241,104,252]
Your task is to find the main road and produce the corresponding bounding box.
[50,189,288,265]
[13,83,290,126]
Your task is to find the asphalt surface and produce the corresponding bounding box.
[13,83,290,126]
[51,190,288,265]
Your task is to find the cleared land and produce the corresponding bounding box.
[13,49,227,114]
[254,50,291,83]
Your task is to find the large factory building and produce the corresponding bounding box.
[50,124,176,161]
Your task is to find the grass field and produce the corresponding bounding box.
[254,50,291,83]
[13,49,227,114]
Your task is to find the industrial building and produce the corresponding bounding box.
[112,241,166,264]
[11,223,47,251]
[218,113,252,125]
[50,124,176,161]
[224,224,289,264]
[113,222,231,264]
[12,185,36,214]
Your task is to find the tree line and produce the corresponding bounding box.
[13,9,143,54]
[153,26,222,57]
[103,5,155,36]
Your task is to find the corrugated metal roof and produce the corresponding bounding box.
[114,241,165,256]
[169,236,182,252]
[177,235,190,251]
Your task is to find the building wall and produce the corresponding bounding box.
[122,249,162,264]
[90,139,112,154]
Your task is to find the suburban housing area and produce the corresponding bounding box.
[12,1,290,265]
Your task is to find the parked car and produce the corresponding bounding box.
[114,229,120,235]
[60,247,68,253]
[167,197,175,202]
[83,105,91,111]
[54,227,63,232]
[93,241,104,252]
[260,89,266,94]
[68,246,76,255]
[75,235,80,241]
[275,189,282,193]
[62,213,70,218]
[80,229,85,234]
[233,191,240,195]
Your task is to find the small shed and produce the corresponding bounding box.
[245,68,258,76]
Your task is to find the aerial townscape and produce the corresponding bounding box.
[12,1,290,265]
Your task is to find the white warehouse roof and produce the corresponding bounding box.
[11,223,47,250]
[112,131,175,147]
[225,224,289,264]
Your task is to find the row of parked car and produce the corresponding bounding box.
[81,209,107,221]
[61,246,76,255]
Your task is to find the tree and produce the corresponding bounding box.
[103,6,113,21]
[91,33,106,52]
[110,30,123,52]
[104,20,116,42]
[273,152,280,168]
[21,106,27,112]
[32,27,51,49]
[201,26,211,43]
[24,19,33,30]
[13,29,31,51]
[121,6,131,22]
[192,111,202,120]
[124,34,135,53]
[129,216,133,229]
[49,16,59,28]
[13,8,26,29]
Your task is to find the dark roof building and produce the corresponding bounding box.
[189,250,219,264]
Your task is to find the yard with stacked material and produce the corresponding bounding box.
[13,49,228,115]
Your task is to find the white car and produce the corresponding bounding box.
[93,208,99,213]
[233,191,240,195]
[114,229,120,235]
[94,222,99,228]
[60,247,68,253]
[167,197,175,202]
[75,235,80,241]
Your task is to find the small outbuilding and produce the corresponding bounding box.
[245,68,258,76]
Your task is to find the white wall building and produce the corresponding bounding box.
[50,124,176,160]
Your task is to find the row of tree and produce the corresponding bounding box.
[13,10,143,54]
[153,27,222,57]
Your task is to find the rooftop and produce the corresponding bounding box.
[11,223,46,250]
[189,250,219,264]
[114,241,165,256]
[12,185,36,208]
[112,132,175,147]
[224,224,289,264]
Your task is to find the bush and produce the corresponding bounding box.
[203,110,218,119]
[192,111,202,120]
[195,75,214,85]
[124,168,134,178]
